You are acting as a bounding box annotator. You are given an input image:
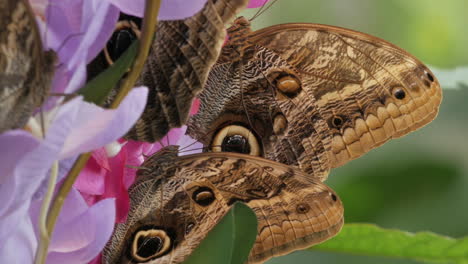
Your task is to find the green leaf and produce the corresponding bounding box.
[184,202,258,264]
[77,40,138,104]
[313,223,468,264]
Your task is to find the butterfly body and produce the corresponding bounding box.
[102,147,343,264]
[188,17,442,180]
[0,0,55,133]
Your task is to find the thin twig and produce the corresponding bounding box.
[35,1,162,263]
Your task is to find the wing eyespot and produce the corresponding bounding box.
[130,227,172,262]
[392,87,406,100]
[275,75,302,98]
[104,19,141,65]
[331,116,344,128]
[192,187,216,206]
[211,125,261,156]
[296,203,310,214]
[273,113,288,135]
[426,71,435,82]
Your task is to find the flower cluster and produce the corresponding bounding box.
[0,0,269,263]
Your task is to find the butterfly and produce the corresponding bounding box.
[88,0,250,142]
[102,146,344,264]
[187,16,442,181]
[0,0,56,133]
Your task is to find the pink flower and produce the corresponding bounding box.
[247,0,271,8]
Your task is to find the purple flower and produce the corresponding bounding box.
[0,87,148,263]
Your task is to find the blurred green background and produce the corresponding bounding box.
[240,0,468,263]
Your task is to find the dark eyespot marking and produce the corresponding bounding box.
[212,125,261,156]
[392,88,406,100]
[426,71,435,82]
[222,134,250,154]
[192,187,215,206]
[328,115,346,129]
[332,116,344,128]
[131,228,171,262]
[330,193,337,202]
[105,19,140,64]
[185,222,195,234]
[296,203,310,214]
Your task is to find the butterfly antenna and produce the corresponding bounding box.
[250,0,280,21]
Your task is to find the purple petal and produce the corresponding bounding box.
[0,130,39,186]
[159,0,207,20]
[247,0,270,8]
[43,0,119,70]
[0,214,36,263]
[80,1,120,66]
[42,0,81,65]
[64,61,87,94]
[106,0,145,17]
[108,0,207,20]
[47,195,116,263]
[60,87,148,159]
[177,126,203,155]
[0,131,40,241]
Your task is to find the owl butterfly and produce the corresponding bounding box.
[187,17,442,181]
[88,0,250,142]
[0,0,56,133]
[102,146,343,264]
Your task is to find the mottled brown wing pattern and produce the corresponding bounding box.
[187,18,442,180]
[122,0,249,142]
[102,148,343,264]
[0,0,55,133]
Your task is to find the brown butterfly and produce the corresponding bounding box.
[187,17,442,181]
[88,0,250,142]
[0,0,56,133]
[102,146,343,264]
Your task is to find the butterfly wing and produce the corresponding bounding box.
[122,0,249,142]
[188,19,442,179]
[0,0,55,133]
[103,150,343,264]
[249,23,442,168]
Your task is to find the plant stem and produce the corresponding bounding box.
[35,1,162,263]
[34,161,58,264]
[110,0,161,109]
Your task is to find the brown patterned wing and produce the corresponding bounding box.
[122,0,249,142]
[0,0,55,133]
[102,148,343,264]
[249,23,442,168]
[188,18,442,180]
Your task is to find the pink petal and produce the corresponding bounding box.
[101,150,129,223]
[190,98,200,115]
[91,148,111,170]
[247,0,271,8]
[74,157,107,195]
[60,87,148,159]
